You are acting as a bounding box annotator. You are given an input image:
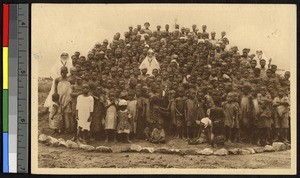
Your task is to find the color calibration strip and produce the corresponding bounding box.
[9,4,18,173]
[3,3,10,173]
[2,4,28,173]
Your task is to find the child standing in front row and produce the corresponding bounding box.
[222,92,240,143]
[104,91,118,142]
[49,93,63,135]
[76,84,94,144]
[117,99,132,143]
[127,90,137,141]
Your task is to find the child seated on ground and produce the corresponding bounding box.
[148,122,166,144]
[191,117,213,145]
[49,93,63,135]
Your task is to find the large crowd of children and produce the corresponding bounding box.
[47,22,291,147]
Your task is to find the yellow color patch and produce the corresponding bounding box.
[3,47,8,89]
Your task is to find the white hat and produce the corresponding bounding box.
[118,99,128,106]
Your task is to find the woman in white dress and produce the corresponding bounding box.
[44,52,73,108]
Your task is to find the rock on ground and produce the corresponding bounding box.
[46,136,60,147]
[57,138,67,147]
[65,140,79,149]
[198,148,214,155]
[264,145,275,152]
[78,143,95,151]
[272,142,286,151]
[183,149,197,155]
[253,147,265,153]
[239,149,251,155]
[38,134,48,143]
[141,147,155,153]
[245,148,255,154]
[214,148,229,156]
[95,146,113,153]
[228,148,239,155]
[154,147,172,154]
[129,144,142,152]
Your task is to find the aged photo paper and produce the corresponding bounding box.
[31,4,296,174]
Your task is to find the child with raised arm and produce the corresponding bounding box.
[75,84,94,144]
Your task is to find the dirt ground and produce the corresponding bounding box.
[38,81,291,169]
[38,143,291,169]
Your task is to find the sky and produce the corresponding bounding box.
[32,4,296,77]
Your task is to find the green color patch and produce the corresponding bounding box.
[3,90,8,132]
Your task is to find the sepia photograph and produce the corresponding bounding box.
[31,4,296,174]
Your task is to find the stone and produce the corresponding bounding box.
[79,143,95,151]
[183,149,197,155]
[285,143,291,150]
[199,148,214,155]
[214,148,229,156]
[38,134,48,143]
[95,146,112,153]
[58,138,67,147]
[169,148,184,155]
[129,144,142,152]
[239,149,251,155]
[141,147,154,153]
[245,148,255,154]
[154,147,171,154]
[65,140,79,149]
[264,145,275,152]
[253,147,265,153]
[228,148,239,155]
[272,142,287,151]
[46,136,59,147]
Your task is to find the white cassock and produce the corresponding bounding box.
[139,55,160,75]
[254,49,268,64]
[44,57,73,108]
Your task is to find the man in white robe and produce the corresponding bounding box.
[44,52,73,108]
[139,49,160,75]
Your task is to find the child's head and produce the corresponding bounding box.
[226,92,234,102]
[189,89,196,99]
[76,77,83,85]
[152,69,159,77]
[82,84,90,95]
[60,66,68,78]
[52,93,60,103]
[141,68,148,75]
[278,88,284,97]
[118,79,126,89]
[197,91,204,101]
[70,67,77,76]
[177,87,185,97]
[109,91,116,101]
[91,71,98,81]
[118,99,128,111]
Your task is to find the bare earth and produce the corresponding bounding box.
[38,81,291,169]
[38,143,290,169]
